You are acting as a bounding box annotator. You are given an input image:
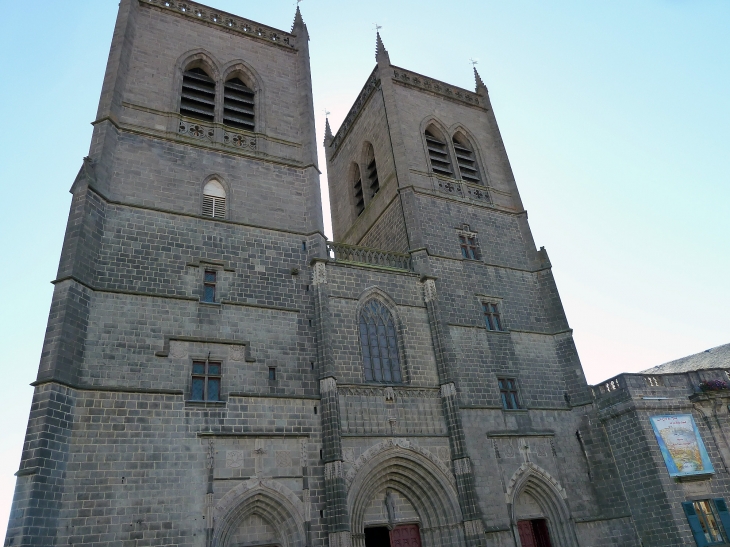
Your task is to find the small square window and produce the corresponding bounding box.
[498,378,522,410]
[203,270,217,302]
[269,367,277,381]
[459,234,479,260]
[483,302,504,331]
[191,361,222,402]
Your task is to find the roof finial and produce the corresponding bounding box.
[375,25,390,64]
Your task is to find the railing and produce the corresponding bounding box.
[326,242,413,272]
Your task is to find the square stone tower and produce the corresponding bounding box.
[6,1,327,546]
[14,1,720,546]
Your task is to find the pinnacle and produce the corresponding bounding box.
[291,5,304,32]
[324,118,333,143]
[474,66,487,93]
[375,32,390,63]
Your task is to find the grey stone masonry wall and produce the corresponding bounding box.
[593,370,730,547]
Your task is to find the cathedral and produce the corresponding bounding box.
[6,1,730,546]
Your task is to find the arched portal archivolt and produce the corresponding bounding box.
[347,440,465,547]
[507,463,579,547]
[212,478,306,547]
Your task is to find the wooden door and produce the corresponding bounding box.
[389,524,421,547]
[533,519,553,547]
[517,520,537,547]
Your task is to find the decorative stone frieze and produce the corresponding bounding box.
[320,377,337,393]
[312,261,327,285]
[141,0,295,49]
[329,69,380,154]
[423,279,438,303]
[440,383,457,398]
[392,66,481,106]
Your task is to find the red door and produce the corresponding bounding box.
[390,524,421,547]
[517,520,538,547]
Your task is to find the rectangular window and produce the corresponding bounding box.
[459,235,479,260]
[269,367,277,381]
[498,378,522,410]
[483,302,504,331]
[684,499,730,546]
[191,361,222,401]
[203,270,217,302]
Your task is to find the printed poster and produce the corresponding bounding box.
[650,414,714,477]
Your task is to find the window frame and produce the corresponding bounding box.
[358,298,405,385]
[482,301,504,332]
[190,360,223,402]
[498,377,523,411]
[459,234,479,260]
[202,269,218,303]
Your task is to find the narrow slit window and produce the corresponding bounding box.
[353,164,364,216]
[483,302,504,331]
[202,180,226,219]
[180,67,216,122]
[223,77,255,131]
[425,128,453,177]
[268,367,277,381]
[203,270,217,302]
[191,360,222,401]
[452,135,482,185]
[364,143,379,199]
[359,300,402,384]
[498,378,521,410]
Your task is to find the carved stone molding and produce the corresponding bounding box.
[312,261,327,285]
[179,119,214,141]
[329,68,380,154]
[320,377,337,393]
[392,67,481,107]
[141,0,295,49]
[423,279,437,303]
[440,383,456,398]
[344,438,454,489]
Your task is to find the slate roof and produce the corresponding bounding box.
[642,343,730,374]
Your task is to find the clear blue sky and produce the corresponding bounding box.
[0,0,728,535]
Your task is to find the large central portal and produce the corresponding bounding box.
[364,525,422,547]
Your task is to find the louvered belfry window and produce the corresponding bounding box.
[353,164,364,216]
[425,129,453,177]
[223,77,255,131]
[365,144,379,198]
[453,136,481,184]
[359,300,403,384]
[202,180,226,219]
[180,68,216,122]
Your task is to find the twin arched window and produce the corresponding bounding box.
[425,125,484,186]
[359,300,403,384]
[180,66,256,131]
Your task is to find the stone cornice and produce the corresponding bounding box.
[328,67,380,156]
[139,0,296,51]
[391,66,482,108]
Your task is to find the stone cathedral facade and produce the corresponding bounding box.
[7,1,730,547]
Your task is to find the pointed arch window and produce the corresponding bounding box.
[180,67,216,122]
[364,143,380,198]
[425,127,453,177]
[452,134,482,185]
[359,300,403,384]
[352,164,364,216]
[223,77,255,131]
[202,180,226,219]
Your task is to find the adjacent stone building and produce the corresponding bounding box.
[5,1,729,546]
